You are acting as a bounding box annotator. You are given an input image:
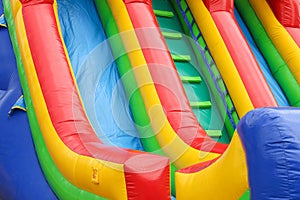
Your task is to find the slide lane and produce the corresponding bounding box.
[56,0,143,151]
[202,0,277,108]
[97,0,228,195]
[4,0,107,198]
[183,1,284,198]
[234,8,289,106]
[100,0,228,169]
[179,0,296,199]
[235,0,300,106]
[5,0,170,199]
[96,0,248,199]
[3,1,107,199]
[249,0,300,86]
[0,3,57,199]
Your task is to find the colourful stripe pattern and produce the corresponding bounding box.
[101,0,222,172]
[101,0,248,199]
[7,0,170,199]
[250,0,300,86]
[202,0,277,108]
[186,0,254,118]
[4,0,107,198]
[235,0,300,106]
[175,0,249,199]
[173,0,238,135]
[125,0,227,153]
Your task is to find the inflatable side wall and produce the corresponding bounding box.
[238,108,300,200]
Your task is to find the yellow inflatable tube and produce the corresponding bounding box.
[176,133,248,200]
[186,0,254,118]
[107,0,220,169]
[174,1,250,199]
[250,0,300,85]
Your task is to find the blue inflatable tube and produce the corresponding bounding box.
[238,107,300,199]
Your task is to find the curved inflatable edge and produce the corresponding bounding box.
[238,107,300,200]
[8,0,171,199]
[94,0,178,195]
[175,132,248,200]
[267,0,300,47]
[102,0,221,169]
[125,1,228,152]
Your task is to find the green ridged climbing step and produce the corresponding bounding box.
[154,9,174,18]
[190,101,212,109]
[180,76,202,83]
[171,54,191,62]
[162,31,183,39]
[206,130,222,137]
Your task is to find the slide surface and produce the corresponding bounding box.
[234,8,289,106]
[57,0,143,150]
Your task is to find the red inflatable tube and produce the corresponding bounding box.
[203,0,278,108]
[124,0,228,154]
[267,0,300,47]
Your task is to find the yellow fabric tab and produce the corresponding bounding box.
[0,14,7,27]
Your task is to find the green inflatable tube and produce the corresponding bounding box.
[94,0,177,194]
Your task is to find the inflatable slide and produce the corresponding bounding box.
[1,0,300,199]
